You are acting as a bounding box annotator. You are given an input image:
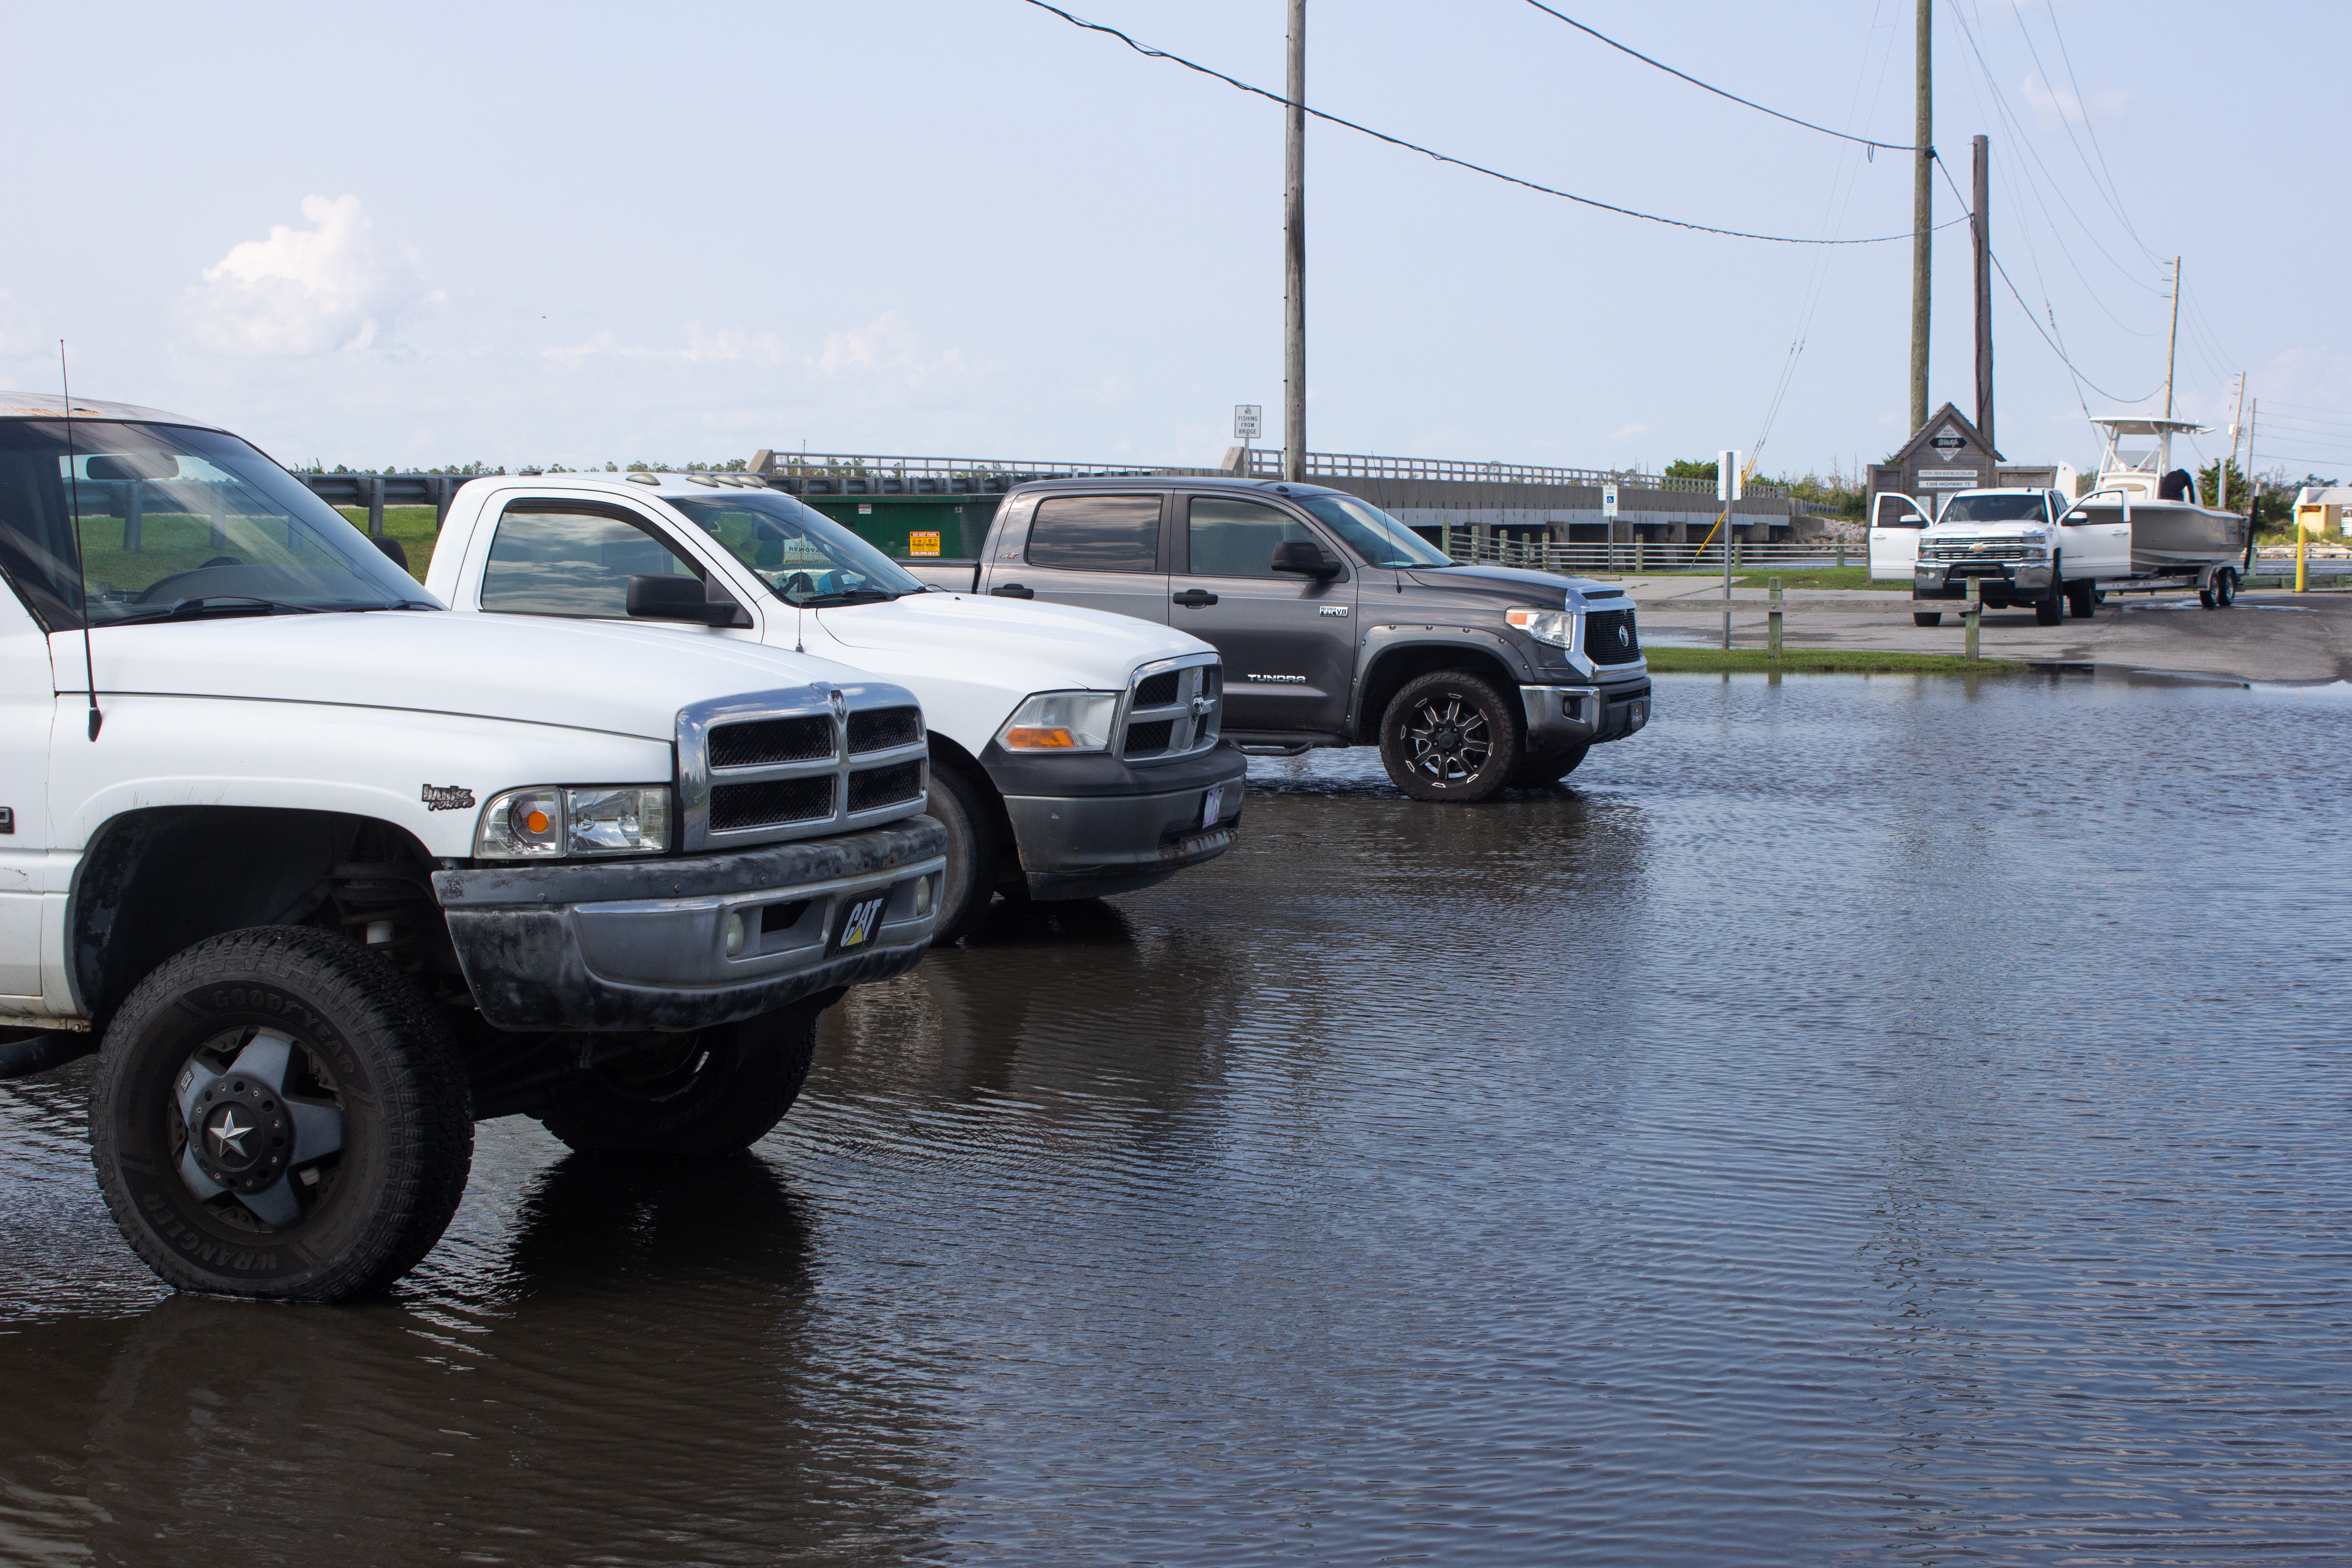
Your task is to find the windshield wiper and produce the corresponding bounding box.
[106,596,345,626]
[793,590,902,608]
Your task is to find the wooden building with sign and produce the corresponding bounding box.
[1867,402,2058,525]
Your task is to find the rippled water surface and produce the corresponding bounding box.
[5,671,2349,1566]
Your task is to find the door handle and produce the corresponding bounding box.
[991,583,1035,599]
[1172,589,1219,608]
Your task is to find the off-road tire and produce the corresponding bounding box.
[923,757,1005,943]
[1913,611,1942,627]
[540,1001,822,1158]
[90,926,474,1302]
[1379,670,1524,804]
[1508,744,1590,790]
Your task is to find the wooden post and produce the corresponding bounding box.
[1768,577,1784,660]
[1964,576,1981,660]
[1282,0,1306,483]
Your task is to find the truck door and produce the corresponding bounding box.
[0,589,53,1001]
[2056,494,2132,580]
[1867,492,1930,581]
[1171,494,1354,734]
[471,499,755,632]
[992,494,1169,624]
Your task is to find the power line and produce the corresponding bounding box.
[1016,0,1961,245]
[1932,151,2159,406]
[1516,0,1916,151]
[2037,0,2161,264]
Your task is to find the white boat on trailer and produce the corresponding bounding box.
[1875,416,2254,626]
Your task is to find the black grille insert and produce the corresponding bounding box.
[1124,719,1175,755]
[845,760,923,815]
[710,715,834,768]
[1134,671,1181,707]
[1584,608,1641,664]
[847,705,922,755]
[710,777,833,833]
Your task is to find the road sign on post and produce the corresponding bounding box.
[1602,482,1618,519]
[1234,405,1263,440]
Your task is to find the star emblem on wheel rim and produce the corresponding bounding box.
[210,1110,252,1157]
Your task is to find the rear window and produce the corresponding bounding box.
[1026,495,1161,573]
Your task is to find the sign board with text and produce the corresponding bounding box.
[907,530,941,557]
[1234,404,1263,441]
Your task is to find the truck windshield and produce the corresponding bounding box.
[0,421,438,630]
[1296,493,1453,567]
[1939,494,2048,524]
[668,491,926,607]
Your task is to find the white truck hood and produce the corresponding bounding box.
[57,610,874,741]
[815,590,1207,690]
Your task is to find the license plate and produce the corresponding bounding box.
[830,892,889,955]
[1201,784,1225,828]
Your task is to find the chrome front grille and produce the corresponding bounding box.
[677,686,930,850]
[1920,540,2039,563]
[1118,656,1223,762]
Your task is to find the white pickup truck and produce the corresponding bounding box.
[421,472,1247,938]
[0,395,946,1301]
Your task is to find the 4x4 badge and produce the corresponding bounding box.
[421,784,476,811]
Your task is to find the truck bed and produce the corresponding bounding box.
[906,560,982,593]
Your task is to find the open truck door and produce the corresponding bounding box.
[1867,491,1931,581]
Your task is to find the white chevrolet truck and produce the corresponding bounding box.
[421,472,1246,939]
[0,396,946,1301]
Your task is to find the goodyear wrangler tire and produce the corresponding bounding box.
[89,926,474,1302]
[540,1000,822,1158]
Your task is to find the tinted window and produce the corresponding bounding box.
[1942,494,2049,524]
[1027,495,1161,573]
[1187,496,1316,577]
[480,505,702,617]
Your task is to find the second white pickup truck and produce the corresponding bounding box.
[424,474,1247,939]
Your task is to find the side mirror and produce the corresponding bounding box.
[1270,539,1340,579]
[627,573,742,626]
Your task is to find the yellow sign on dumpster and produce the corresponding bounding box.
[908,530,941,557]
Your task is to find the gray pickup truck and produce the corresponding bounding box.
[904,476,1649,801]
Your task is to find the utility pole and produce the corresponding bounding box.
[1971,133,1993,454]
[2222,371,2244,510]
[1909,0,1931,436]
[1283,0,1307,483]
[2162,256,2181,421]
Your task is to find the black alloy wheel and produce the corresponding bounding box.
[1380,671,1523,804]
[89,926,473,1302]
[539,1000,823,1158]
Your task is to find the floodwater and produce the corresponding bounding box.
[4,671,2349,1566]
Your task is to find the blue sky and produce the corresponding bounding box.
[2,0,2341,483]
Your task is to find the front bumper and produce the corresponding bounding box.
[1914,561,2053,600]
[990,741,1249,901]
[1521,675,1651,753]
[433,818,947,1032]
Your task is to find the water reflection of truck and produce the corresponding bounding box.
[1871,417,2254,625]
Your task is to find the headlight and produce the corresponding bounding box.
[996,691,1118,752]
[475,785,672,859]
[1506,607,1576,648]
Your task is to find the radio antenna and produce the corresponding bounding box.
[59,343,101,740]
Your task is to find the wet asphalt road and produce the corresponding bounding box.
[4,670,2349,1566]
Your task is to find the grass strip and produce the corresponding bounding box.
[1645,647,2029,675]
[334,505,441,583]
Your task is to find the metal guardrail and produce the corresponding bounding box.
[1239,447,1789,498]
[751,451,1224,493]
[1444,536,1861,573]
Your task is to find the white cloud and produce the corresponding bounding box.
[817,311,967,387]
[1612,422,1650,441]
[181,195,436,356]
[2021,69,2127,133]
